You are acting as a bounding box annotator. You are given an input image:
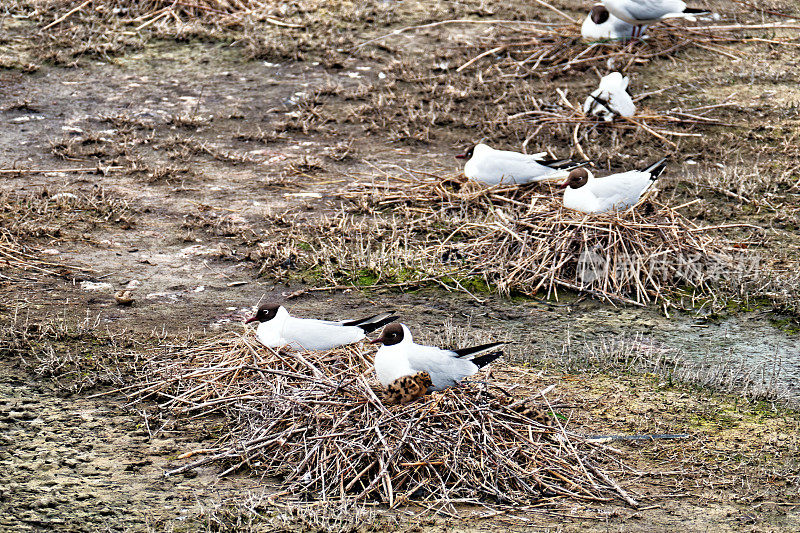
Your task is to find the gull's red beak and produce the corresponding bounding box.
[559,180,570,189]
[455,153,467,159]
[370,338,384,344]
[245,316,258,324]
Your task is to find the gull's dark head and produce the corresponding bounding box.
[560,167,590,189]
[590,5,610,25]
[455,144,476,160]
[371,323,405,346]
[245,303,281,324]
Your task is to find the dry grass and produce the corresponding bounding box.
[4,0,411,65]
[0,189,131,282]
[0,230,65,281]
[452,19,800,79]
[284,15,800,157]
[0,188,133,240]
[0,311,136,391]
[257,175,759,308]
[51,130,132,163]
[198,492,392,533]
[131,330,640,512]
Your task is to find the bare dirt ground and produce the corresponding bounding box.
[1,0,799,531]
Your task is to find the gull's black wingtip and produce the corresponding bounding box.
[643,158,668,180]
[471,350,504,369]
[357,315,399,334]
[452,341,507,358]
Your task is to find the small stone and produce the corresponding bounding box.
[114,290,134,306]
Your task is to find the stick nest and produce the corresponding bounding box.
[133,330,634,510]
[274,176,755,307]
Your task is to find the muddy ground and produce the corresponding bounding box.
[1,0,799,531]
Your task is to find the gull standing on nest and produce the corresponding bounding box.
[456,142,585,185]
[602,0,710,39]
[245,303,396,351]
[371,323,504,391]
[557,159,668,214]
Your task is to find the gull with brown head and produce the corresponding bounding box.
[245,303,396,351]
[371,323,504,391]
[558,159,668,214]
[582,5,639,41]
[602,0,710,39]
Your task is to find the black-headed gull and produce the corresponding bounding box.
[383,371,433,405]
[583,72,636,121]
[371,323,504,391]
[602,0,710,38]
[456,142,581,185]
[582,5,639,41]
[245,303,397,351]
[559,159,667,214]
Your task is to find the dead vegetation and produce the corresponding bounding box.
[0,188,133,240]
[128,162,197,184]
[0,229,66,281]
[251,177,759,308]
[131,329,641,512]
[3,0,413,66]
[7,2,794,313]
[552,334,792,405]
[283,16,800,161]
[0,189,132,283]
[51,130,132,163]
[0,311,136,391]
[0,0,798,530]
[199,493,393,533]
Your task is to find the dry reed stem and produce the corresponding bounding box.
[454,19,800,81]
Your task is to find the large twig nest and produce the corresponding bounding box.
[133,330,635,510]
[286,176,758,306]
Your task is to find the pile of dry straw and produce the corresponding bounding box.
[133,330,638,510]
[287,176,756,307]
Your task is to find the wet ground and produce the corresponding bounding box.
[0,358,264,532]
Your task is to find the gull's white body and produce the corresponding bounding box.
[603,0,699,24]
[583,72,636,121]
[374,325,481,391]
[464,143,572,185]
[581,7,639,40]
[255,306,368,351]
[562,169,656,214]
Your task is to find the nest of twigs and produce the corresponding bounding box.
[303,176,755,307]
[133,330,637,510]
